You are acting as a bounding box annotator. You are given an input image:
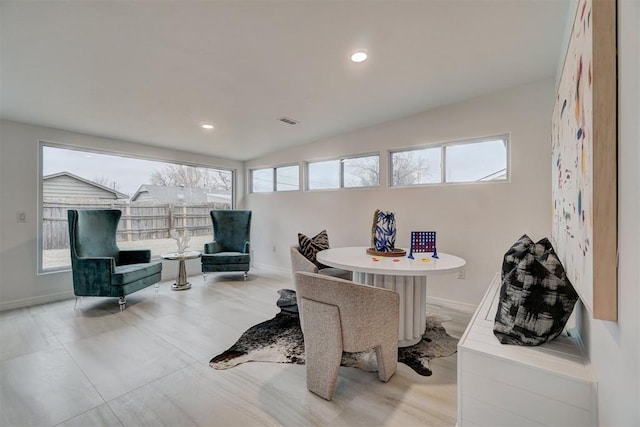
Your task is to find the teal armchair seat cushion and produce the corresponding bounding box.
[112,262,163,285]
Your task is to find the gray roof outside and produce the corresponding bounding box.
[43,171,129,199]
[131,185,230,204]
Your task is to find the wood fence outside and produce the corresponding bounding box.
[42,199,230,250]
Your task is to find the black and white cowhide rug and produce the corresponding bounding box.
[210,289,458,376]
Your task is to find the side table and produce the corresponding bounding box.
[161,251,202,291]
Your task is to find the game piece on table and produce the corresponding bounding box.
[410,231,440,259]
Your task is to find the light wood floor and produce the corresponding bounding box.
[0,268,472,427]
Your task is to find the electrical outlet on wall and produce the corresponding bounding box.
[16,212,27,222]
[458,269,466,280]
[272,245,276,252]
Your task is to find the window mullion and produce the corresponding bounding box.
[272,167,277,192]
[441,145,446,183]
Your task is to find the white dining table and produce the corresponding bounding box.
[316,246,466,347]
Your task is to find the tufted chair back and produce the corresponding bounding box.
[68,209,121,262]
[210,210,251,253]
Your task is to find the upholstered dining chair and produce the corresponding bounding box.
[201,210,252,280]
[67,209,163,310]
[294,272,400,400]
[290,245,352,281]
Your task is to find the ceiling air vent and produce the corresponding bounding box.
[278,117,299,125]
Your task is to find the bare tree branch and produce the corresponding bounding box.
[345,153,435,187]
[93,176,122,191]
[149,165,231,192]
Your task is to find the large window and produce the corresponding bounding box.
[307,154,379,190]
[39,143,233,272]
[390,135,508,186]
[250,164,300,193]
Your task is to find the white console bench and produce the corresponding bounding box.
[457,273,597,427]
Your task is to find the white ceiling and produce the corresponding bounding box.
[1,1,569,162]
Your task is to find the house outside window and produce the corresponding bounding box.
[39,143,233,272]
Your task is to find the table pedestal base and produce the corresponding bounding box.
[353,272,427,347]
[171,282,191,291]
[171,259,192,291]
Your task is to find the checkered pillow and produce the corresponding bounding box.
[494,236,579,346]
[298,230,330,268]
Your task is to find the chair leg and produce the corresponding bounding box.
[119,296,126,311]
[74,296,83,310]
[243,271,248,281]
[375,341,398,382]
[203,272,207,282]
[302,299,343,400]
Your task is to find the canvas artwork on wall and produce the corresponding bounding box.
[551,0,617,321]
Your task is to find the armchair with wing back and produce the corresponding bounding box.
[295,271,399,400]
[201,210,252,280]
[67,209,163,310]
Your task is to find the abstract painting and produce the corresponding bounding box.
[551,0,617,321]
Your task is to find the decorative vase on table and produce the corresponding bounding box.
[371,209,396,252]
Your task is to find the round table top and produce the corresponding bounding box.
[160,250,202,261]
[316,246,465,277]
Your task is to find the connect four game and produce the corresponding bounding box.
[408,231,439,259]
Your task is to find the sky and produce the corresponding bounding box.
[445,139,506,182]
[43,138,507,196]
[42,146,223,195]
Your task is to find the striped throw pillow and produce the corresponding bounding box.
[298,230,330,268]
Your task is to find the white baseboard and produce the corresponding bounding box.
[253,264,479,314]
[426,296,477,314]
[0,290,75,312]
[0,275,477,315]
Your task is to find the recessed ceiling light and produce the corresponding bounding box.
[201,123,214,130]
[350,51,368,63]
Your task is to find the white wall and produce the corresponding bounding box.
[0,120,244,310]
[574,0,640,425]
[246,78,554,307]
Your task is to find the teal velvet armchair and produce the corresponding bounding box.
[67,209,163,310]
[201,210,251,280]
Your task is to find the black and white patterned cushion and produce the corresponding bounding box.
[501,234,534,280]
[298,230,330,268]
[493,236,579,346]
